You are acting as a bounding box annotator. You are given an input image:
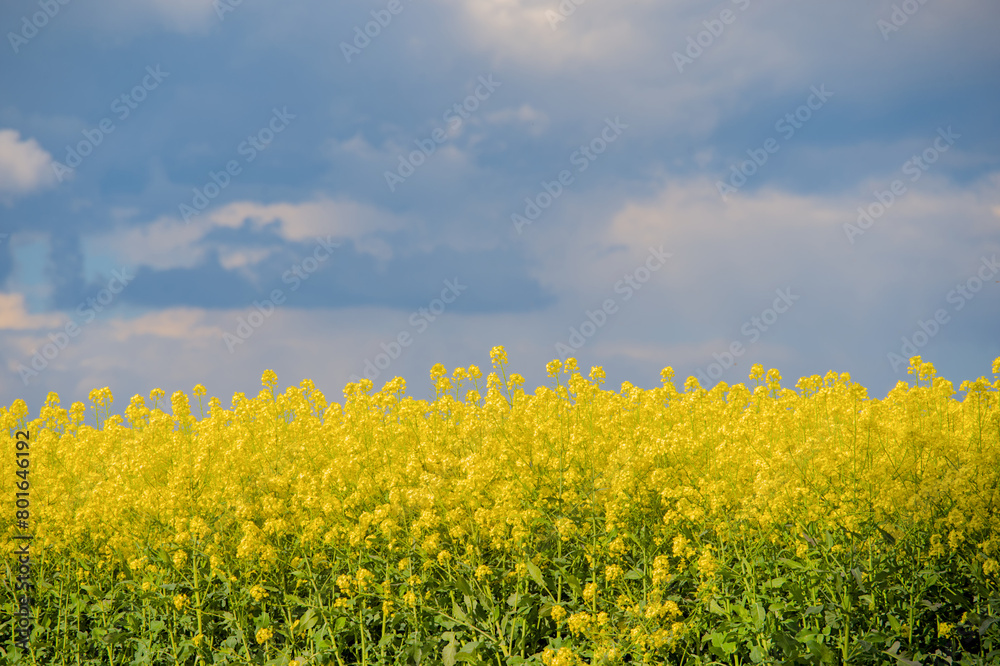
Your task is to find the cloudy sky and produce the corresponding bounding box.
[1,0,998,416]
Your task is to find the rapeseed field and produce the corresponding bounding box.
[2,348,999,664]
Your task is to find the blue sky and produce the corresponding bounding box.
[1,0,998,415]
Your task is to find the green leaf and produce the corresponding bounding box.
[561,571,582,599]
[443,637,457,666]
[882,641,921,666]
[453,600,469,623]
[887,614,902,633]
[455,577,473,597]
[525,560,548,592]
[298,608,318,632]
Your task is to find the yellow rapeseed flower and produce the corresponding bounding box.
[550,605,567,623]
[567,612,592,636]
[356,568,375,590]
[261,369,278,390]
[11,348,1000,661]
[255,627,273,644]
[541,647,581,666]
[490,346,508,367]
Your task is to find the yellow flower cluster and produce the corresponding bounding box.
[1,351,998,661]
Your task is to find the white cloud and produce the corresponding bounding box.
[208,197,406,244]
[89,0,220,35]
[516,170,1000,336]
[443,0,643,71]
[0,129,56,199]
[87,214,208,271]
[105,308,223,343]
[86,196,412,272]
[0,293,66,331]
[486,104,550,135]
